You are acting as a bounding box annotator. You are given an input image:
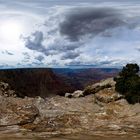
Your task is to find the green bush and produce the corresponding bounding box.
[114,63,140,104]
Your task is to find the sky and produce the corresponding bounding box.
[0,0,140,68]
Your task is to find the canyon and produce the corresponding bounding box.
[0,68,139,139]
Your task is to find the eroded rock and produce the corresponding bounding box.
[0,78,140,136]
[95,87,123,104]
[83,78,115,95]
[0,82,16,97]
[0,96,39,126]
[72,90,84,98]
[65,90,84,98]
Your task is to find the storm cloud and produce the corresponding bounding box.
[35,55,45,62]
[136,48,140,52]
[23,52,30,60]
[24,7,126,60]
[61,51,80,60]
[60,7,125,41]
[25,31,46,53]
[20,3,140,67]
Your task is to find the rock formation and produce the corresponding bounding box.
[0,81,16,97]
[0,96,39,126]
[0,78,139,137]
[65,90,84,98]
[0,68,74,97]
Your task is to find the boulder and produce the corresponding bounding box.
[95,87,123,104]
[83,78,115,95]
[65,90,84,98]
[95,78,116,87]
[72,90,84,98]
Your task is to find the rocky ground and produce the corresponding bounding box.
[0,79,140,138]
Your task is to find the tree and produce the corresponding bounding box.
[114,63,140,104]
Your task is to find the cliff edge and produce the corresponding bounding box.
[0,78,139,137]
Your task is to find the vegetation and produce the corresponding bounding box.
[114,63,140,104]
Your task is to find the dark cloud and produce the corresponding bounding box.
[48,44,79,52]
[25,31,48,54]
[24,31,53,56]
[23,6,128,65]
[32,61,44,66]
[23,52,30,60]
[47,60,59,66]
[35,55,45,62]
[66,59,118,67]
[46,43,80,56]
[25,7,125,58]
[61,51,80,60]
[136,48,140,52]
[60,7,125,41]
[22,59,30,63]
[66,60,82,66]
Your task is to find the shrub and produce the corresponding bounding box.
[114,63,140,104]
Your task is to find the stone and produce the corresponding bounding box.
[72,90,84,98]
[96,78,116,87]
[83,78,115,95]
[95,87,123,104]
[65,90,84,98]
[0,78,140,136]
[65,93,72,98]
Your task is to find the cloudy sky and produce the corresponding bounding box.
[0,0,140,68]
